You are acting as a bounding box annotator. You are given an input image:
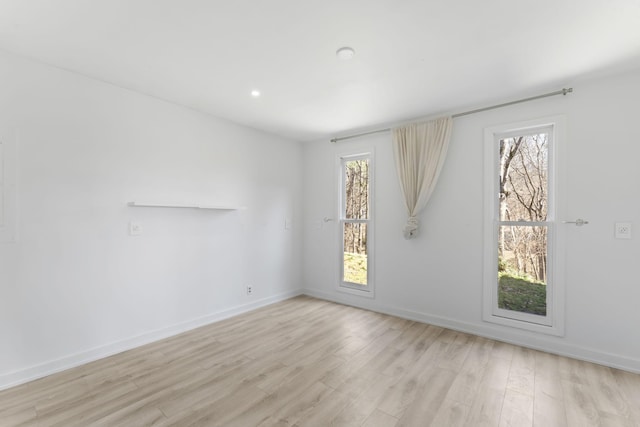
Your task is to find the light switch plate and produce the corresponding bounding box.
[129,222,143,236]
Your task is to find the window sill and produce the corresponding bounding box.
[337,284,375,299]
[483,312,564,337]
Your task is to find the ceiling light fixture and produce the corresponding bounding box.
[336,47,355,60]
[251,90,261,97]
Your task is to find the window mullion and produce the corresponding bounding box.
[498,221,549,226]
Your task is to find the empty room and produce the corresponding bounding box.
[1,1,639,426]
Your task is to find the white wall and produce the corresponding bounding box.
[303,69,640,372]
[0,50,303,389]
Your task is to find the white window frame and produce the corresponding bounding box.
[483,116,566,336]
[337,151,375,298]
[0,128,17,243]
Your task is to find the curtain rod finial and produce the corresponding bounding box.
[330,138,338,143]
[562,88,573,95]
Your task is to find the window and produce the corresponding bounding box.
[483,117,565,335]
[338,153,374,296]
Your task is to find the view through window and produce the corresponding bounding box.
[340,155,371,288]
[497,131,549,317]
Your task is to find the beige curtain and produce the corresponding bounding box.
[392,117,453,239]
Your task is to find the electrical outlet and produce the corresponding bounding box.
[246,285,253,295]
[615,222,631,239]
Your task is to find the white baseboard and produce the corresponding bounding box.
[3,287,636,392]
[303,288,640,374]
[0,289,302,391]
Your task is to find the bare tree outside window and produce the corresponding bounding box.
[342,159,369,285]
[498,133,548,315]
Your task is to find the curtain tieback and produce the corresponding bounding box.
[403,216,419,239]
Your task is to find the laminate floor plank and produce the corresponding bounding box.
[561,380,603,426]
[0,407,37,426]
[443,336,495,407]
[382,325,443,378]
[395,367,458,426]
[289,387,353,427]
[583,361,632,417]
[361,409,399,427]
[212,356,344,427]
[329,372,398,426]
[463,388,505,427]
[506,346,536,397]
[429,398,471,427]
[498,388,534,427]
[612,369,640,422]
[532,390,566,427]
[320,328,403,390]
[533,350,567,427]
[160,384,268,427]
[0,295,638,426]
[376,338,452,418]
[39,380,139,427]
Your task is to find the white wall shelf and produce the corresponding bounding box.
[128,202,245,210]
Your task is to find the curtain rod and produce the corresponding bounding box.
[330,87,573,143]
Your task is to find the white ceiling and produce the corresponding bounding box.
[1,1,639,142]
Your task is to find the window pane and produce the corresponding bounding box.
[499,133,548,222]
[498,225,547,315]
[343,222,368,285]
[344,159,369,220]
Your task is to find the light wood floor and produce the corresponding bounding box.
[1,296,639,426]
